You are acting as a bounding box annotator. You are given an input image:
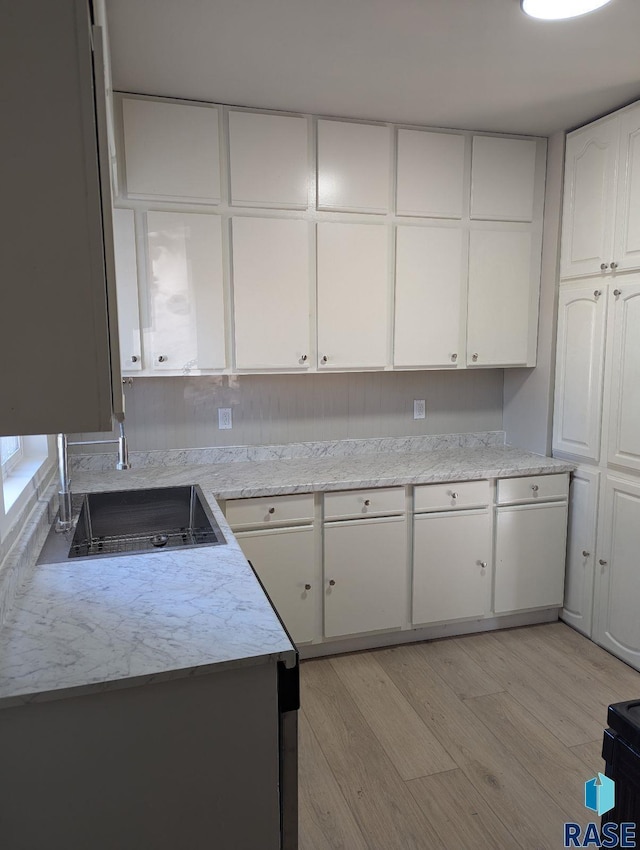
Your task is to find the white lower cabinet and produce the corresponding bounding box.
[323,516,406,638]
[494,501,568,614]
[593,475,640,668]
[235,526,316,645]
[561,466,600,637]
[412,509,490,625]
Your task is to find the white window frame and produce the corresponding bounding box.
[0,436,23,479]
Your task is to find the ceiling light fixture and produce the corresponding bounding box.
[521,0,613,20]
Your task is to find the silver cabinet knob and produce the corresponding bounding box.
[364,499,371,506]
[301,354,308,362]
[582,550,590,558]
[450,491,458,499]
[614,289,622,297]
[472,353,479,362]
[321,355,328,363]
[593,290,601,298]
[268,507,275,514]
[131,355,139,363]
[610,261,618,269]
[329,579,336,587]
[600,263,609,270]
[479,561,487,568]
[304,583,311,591]
[451,353,458,362]
[157,355,167,363]
[531,484,539,492]
[599,559,608,566]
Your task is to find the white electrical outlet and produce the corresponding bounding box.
[218,408,232,430]
[413,399,426,420]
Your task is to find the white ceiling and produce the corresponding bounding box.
[106,0,640,136]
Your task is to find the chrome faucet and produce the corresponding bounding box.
[56,421,130,532]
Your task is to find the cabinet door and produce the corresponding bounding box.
[317,222,389,368]
[236,527,316,645]
[324,516,406,637]
[552,284,607,462]
[467,229,536,366]
[232,217,310,370]
[121,97,220,204]
[317,120,390,214]
[112,209,142,372]
[145,211,226,371]
[396,130,465,219]
[394,226,464,367]
[594,476,640,670]
[607,280,640,471]
[228,111,308,208]
[614,104,640,271]
[494,502,568,613]
[470,136,537,222]
[412,510,490,625]
[560,117,618,279]
[561,467,599,638]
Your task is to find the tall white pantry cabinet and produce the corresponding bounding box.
[554,98,640,669]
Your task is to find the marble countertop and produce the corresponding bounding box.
[0,434,573,709]
[0,495,296,709]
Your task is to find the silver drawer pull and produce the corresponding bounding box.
[450,491,458,499]
[268,507,275,514]
[599,559,608,566]
[364,499,371,506]
[304,584,311,591]
[582,550,590,558]
[329,579,336,587]
[531,484,539,492]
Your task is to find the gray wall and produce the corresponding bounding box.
[503,131,565,454]
[73,369,504,452]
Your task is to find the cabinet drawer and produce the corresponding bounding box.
[414,480,490,512]
[497,473,569,505]
[324,487,405,521]
[225,494,314,529]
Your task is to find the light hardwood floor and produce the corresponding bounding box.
[299,622,640,849]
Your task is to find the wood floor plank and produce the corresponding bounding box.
[301,658,446,850]
[377,642,570,849]
[570,740,606,776]
[492,627,616,726]
[535,622,640,700]
[330,651,457,780]
[456,630,601,746]
[419,636,503,700]
[407,768,517,850]
[465,691,592,827]
[298,710,369,850]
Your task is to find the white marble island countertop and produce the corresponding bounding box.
[0,495,296,709]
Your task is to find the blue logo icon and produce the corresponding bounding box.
[585,773,616,817]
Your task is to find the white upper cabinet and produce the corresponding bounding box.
[145,211,226,371]
[394,226,464,367]
[121,97,221,204]
[614,103,640,271]
[467,229,536,366]
[232,217,310,370]
[317,120,390,213]
[228,111,308,208]
[396,130,465,218]
[470,136,537,222]
[112,209,142,372]
[561,116,619,279]
[317,223,389,368]
[552,284,607,462]
[607,279,640,472]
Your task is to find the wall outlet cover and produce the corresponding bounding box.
[413,399,426,420]
[218,408,232,429]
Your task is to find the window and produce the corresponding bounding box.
[0,436,23,478]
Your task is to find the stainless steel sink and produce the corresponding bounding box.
[38,485,226,564]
